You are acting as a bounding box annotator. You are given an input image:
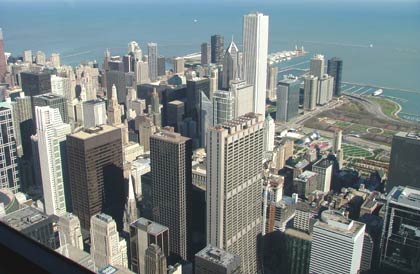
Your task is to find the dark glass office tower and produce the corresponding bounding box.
[387,132,420,191]
[21,71,52,97]
[276,76,300,122]
[66,125,123,230]
[211,35,224,65]
[327,57,343,97]
[32,93,69,124]
[150,129,193,262]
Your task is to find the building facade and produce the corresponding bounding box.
[66,125,123,229]
[387,132,420,191]
[242,13,269,116]
[36,106,71,216]
[207,113,264,273]
[0,104,20,193]
[380,186,420,274]
[150,130,193,261]
[90,213,128,269]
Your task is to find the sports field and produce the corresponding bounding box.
[342,144,373,158]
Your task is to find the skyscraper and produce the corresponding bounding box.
[50,53,61,68]
[90,213,128,269]
[105,70,126,104]
[207,113,264,273]
[83,98,107,128]
[66,125,123,229]
[201,43,211,66]
[222,40,239,90]
[135,60,150,85]
[36,106,71,216]
[130,217,169,274]
[173,57,185,75]
[145,244,167,274]
[303,75,318,111]
[211,35,224,65]
[312,158,333,192]
[243,12,269,116]
[148,43,158,82]
[107,84,122,126]
[35,50,46,65]
[23,49,32,63]
[150,88,161,128]
[333,128,343,154]
[150,130,192,261]
[21,71,52,97]
[380,186,420,274]
[310,54,325,78]
[387,132,420,191]
[33,93,69,124]
[136,115,157,152]
[327,57,343,97]
[276,75,300,122]
[157,56,166,77]
[0,28,7,83]
[230,80,254,117]
[58,213,83,250]
[317,74,334,105]
[213,90,234,125]
[266,65,278,101]
[0,104,20,193]
[309,210,365,274]
[264,114,275,152]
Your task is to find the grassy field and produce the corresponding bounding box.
[369,97,400,118]
[342,144,373,158]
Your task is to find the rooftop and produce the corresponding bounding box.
[94,213,114,223]
[152,129,190,144]
[284,228,312,241]
[295,159,310,169]
[296,170,317,181]
[196,245,240,268]
[316,210,365,237]
[313,158,332,169]
[130,217,168,236]
[395,131,420,140]
[71,125,118,140]
[1,206,50,231]
[33,93,64,100]
[388,186,420,210]
[212,112,263,134]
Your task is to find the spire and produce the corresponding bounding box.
[111,84,117,99]
[128,172,135,201]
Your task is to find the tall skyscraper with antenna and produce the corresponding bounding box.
[242,13,269,116]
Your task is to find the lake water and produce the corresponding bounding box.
[1,1,419,115]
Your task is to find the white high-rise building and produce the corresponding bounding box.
[23,49,32,63]
[0,103,20,193]
[83,99,107,128]
[58,213,83,250]
[90,213,128,269]
[50,53,61,68]
[36,106,71,216]
[263,114,275,152]
[310,54,325,78]
[213,90,234,125]
[243,12,269,116]
[148,43,158,82]
[51,75,70,97]
[207,113,264,274]
[309,210,365,274]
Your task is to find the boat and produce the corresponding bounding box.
[372,89,383,96]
